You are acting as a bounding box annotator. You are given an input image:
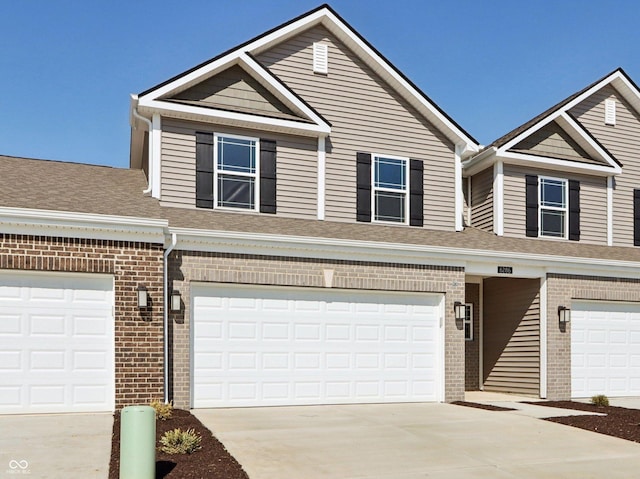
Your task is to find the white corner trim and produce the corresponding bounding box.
[151,114,162,199]
[539,274,548,399]
[478,279,484,390]
[493,161,504,236]
[317,136,326,220]
[454,144,464,231]
[607,176,613,246]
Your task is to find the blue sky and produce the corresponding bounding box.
[1,1,639,168]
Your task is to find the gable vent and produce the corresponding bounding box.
[605,98,616,125]
[313,43,328,74]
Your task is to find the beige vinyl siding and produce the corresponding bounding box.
[257,26,455,230]
[160,118,317,219]
[164,65,301,121]
[483,277,540,396]
[570,85,640,247]
[470,167,493,232]
[462,177,469,226]
[503,164,607,245]
[510,121,596,163]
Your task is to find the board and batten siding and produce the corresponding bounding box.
[257,25,456,230]
[570,85,640,247]
[470,167,493,232]
[160,118,318,219]
[483,277,540,396]
[503,164,607,245]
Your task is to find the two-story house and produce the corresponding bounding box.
[2,4,640,415]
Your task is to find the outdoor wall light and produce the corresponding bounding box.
[454,301,466,321]
[558,305,571,325]
[137,285,148,309]
[171,290,181,312]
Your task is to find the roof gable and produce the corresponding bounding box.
[161,64,310,123]
[135,4,478,152]
[464,68,640,176]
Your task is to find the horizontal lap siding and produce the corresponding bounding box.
[483,278,540,396]
[503,164,607,245]
[510,121,593,162]
[162,120,196,207]
[470,167,493,232]
[570,85,640,247]
[258,26,455,230]
[160,119,317,218]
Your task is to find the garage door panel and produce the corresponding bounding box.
[192,285,442,408]
[572,301,640,398]
[0,272,114,414]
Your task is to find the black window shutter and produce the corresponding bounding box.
[568,180,580,241]
[260,139,277,214]
[195,132,214,209]
[525,175,538,237]
[409,159,424,227]
[634,189,640,246]
[356,152,372,222]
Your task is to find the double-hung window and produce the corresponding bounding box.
[214,134,259,210]
[372,155,408,223]
[539,177,567,238]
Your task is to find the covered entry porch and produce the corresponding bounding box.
[464,272,545,398]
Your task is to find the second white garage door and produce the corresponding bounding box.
[192,284,443,408]
[572,301,640,398]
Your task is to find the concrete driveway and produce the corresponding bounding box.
[195,403,640,479]
[0,413,113,479]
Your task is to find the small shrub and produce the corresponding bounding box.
[591,394,609,407]
[150,399,173,420]
[159,428,202,455]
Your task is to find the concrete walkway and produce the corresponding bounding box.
[0,413,113,479]
[195,403,640,479]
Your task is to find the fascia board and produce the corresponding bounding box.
[168,227,640,276]
[462,148,497,176]
[613,74,640,113]
[500,151,617,176]
[320,11,478,150]
[0,207,167,242]
[137,100,330,136]
[558,113,621,172]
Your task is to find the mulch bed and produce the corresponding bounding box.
[109,408,249,479]
[527,401,640,444]
[451,400,516,411]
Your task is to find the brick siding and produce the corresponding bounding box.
[0,234,164,409]
[464,282,480,390]
[168,251,466,408]
[546,273,640,399]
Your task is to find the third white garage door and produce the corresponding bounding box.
[192,284,443,408]
[572,301,640,398]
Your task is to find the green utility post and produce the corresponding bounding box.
[119,405,156,479]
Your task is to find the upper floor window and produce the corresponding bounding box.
[215,134,258,210]
[539,177,567,238]
[373,155,408,223]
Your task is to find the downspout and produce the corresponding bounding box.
[131,100,153,195]
[163,232,178,403]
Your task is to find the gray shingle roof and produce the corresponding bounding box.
[2,154,639,265]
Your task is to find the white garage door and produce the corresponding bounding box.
[192,284,443,408]
[572,301,640,398]
[0,271,114,414]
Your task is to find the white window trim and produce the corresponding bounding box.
[538,175,568,239]
[213,133,260,212]
[464,303,473,341]
[371,154,409,225]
